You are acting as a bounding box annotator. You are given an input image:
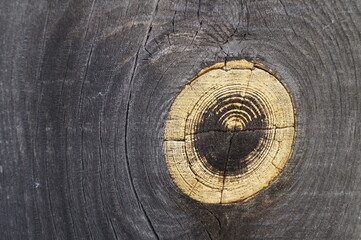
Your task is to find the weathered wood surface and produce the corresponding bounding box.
[1,0,360,239]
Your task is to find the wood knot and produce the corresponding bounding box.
[164,60,295,204]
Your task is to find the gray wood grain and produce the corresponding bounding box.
[1,0,360,239]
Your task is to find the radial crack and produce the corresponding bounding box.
[220,133,234,203]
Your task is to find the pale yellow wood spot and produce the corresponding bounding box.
[164,60,295,204]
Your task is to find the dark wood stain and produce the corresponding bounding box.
[193,94,268,175]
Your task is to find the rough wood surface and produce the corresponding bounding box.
[1,0,360,239]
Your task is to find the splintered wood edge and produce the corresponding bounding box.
[164,59,295,204]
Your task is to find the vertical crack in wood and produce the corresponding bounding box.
[144,0,160,48]
[197,0,202,25]
[220,133,234,204]
[279,0,298,36]
[124,54,160,239]
[122,1,162,236]
[205,208,222,230]
[243,0,250,36]
[84,0,97,40]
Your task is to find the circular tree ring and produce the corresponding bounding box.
[164,60,295,204]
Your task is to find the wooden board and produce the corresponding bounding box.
[1,0,360,239]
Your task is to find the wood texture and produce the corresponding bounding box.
[164,60,295,204]
[1,0,360,239]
